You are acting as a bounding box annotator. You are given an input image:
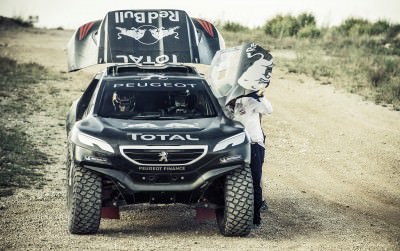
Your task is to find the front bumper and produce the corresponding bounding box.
[84,164,242,192]
[72,141,250,194]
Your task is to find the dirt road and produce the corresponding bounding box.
[0,27,399,250]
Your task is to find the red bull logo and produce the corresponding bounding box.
[116,25,180,45]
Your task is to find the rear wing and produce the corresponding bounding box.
[67,10,225,72]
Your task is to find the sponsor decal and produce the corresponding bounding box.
[78,22,95,40]
[116,26,145,40]
[123,123,158,129]
[122,123,199,129]
[150,26,180,40]
[116,25,180,45]
[137,166,186,172]
[113,82,197,88]
[129,133,199,141]
[158,151,168,162]
[196,19,214,38]
[238,43,273,90]
[115,54,178,64]
[164,123,200,129]
[114,10,180,24]
[140,74,169,80]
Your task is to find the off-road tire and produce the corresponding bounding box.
[68,165,102,234]
[216,166,254,236]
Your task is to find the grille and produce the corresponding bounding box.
[120,146,208,166]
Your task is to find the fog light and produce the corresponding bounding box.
[219,155,242,163]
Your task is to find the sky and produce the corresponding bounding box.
[0,0,400,29]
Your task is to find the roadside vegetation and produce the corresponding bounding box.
[218,14,400,110]
[0,16,33,28]
[0,56,60,196]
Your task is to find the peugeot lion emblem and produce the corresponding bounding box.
[158,151,168,162]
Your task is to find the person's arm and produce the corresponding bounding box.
[247,88,273,114]
[254,87,273,114]
[254,96,273,114]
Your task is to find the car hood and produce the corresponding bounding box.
[76,116,244,147]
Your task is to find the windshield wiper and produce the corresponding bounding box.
[131,115,186,120]
[133,115,161,119]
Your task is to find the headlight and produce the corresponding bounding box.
[219,155,243,163]
[77,132,114,153]
[213,132,246,152]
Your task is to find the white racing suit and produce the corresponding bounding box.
[232,93,272,224]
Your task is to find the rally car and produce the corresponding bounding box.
[66,63,254,236]
[66,9,255,237]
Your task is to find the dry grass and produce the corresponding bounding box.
[219,27,400,110]
[0,57,64,195]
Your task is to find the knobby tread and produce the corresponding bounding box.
[68,165,102,234]
[217,167,254,236]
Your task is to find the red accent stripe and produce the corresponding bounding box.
[204,20,213,37]
[79,22,95,40]
[206,21,214,37]
[196,19,214,38]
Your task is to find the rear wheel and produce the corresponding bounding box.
[216,167,254,236]
[67,164,102,234]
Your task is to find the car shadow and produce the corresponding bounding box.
[97,198,328,239]
[98,204,218,236]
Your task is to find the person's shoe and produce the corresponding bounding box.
[260,200,268,212]
[253,218,261,227]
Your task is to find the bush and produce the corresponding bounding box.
[338,18,398,38]
[367,57,399,87]
[369,20,391,35]
[259,13,400,109]
[298,25,321,38]
[338,17,370,35]
[297,13,316,28]
[0,16,33,28]
[386,24,400,40]
[264,13,320,38]
[264,15,300,37]
[222,21,249,32]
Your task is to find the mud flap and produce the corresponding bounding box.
[196,208,216,222]
[101,207,120,219]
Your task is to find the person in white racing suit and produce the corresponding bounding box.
[231,87,272,226]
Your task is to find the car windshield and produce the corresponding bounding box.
[98,79,218,120]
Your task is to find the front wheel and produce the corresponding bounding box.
[67,164,102,234]
[216,167,254,236]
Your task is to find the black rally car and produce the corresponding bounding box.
[66,10,254,236]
